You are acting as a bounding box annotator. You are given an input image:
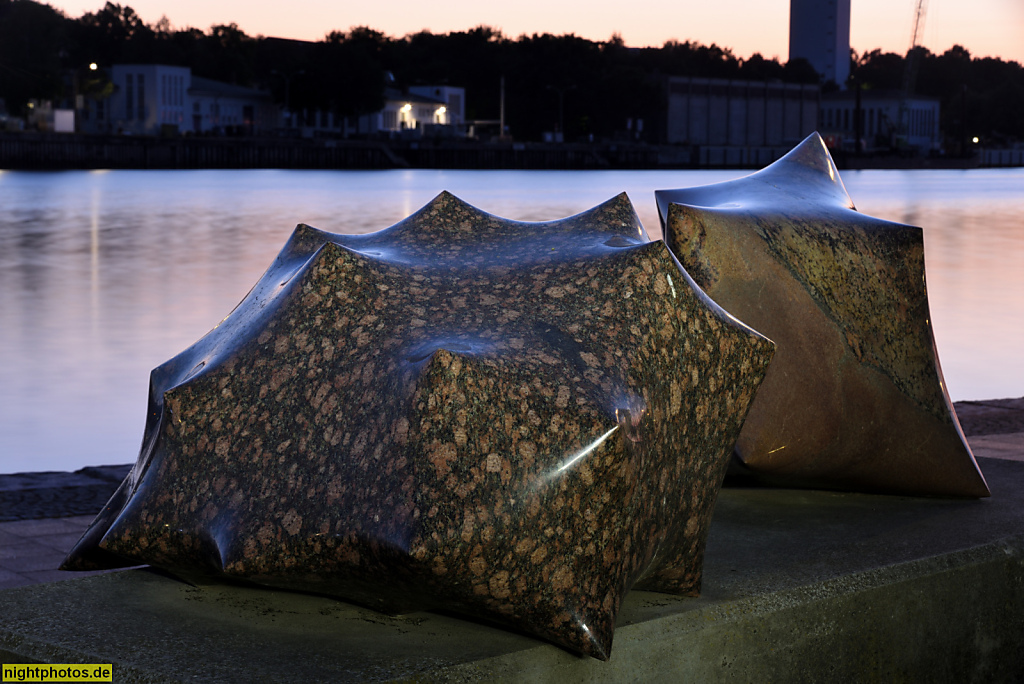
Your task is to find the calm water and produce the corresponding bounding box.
[1,167,1022,474]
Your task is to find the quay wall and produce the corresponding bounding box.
[0,133,668,171]
[5,133,1013,170]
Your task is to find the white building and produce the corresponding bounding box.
[820,90,940,153]
[105,64,190,134]
[81,65,278,136]
[408,86,465,127]
[377,87,464,134]
[282,86,466,139]
[789,0,851,87]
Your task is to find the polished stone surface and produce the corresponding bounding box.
[62,192,773,659]
[656,133,989,497]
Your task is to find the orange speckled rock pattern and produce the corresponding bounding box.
[62,192,774,659]
[656,133,989,498]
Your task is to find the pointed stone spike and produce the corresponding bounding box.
[59,475,138,571]
[655,133,854,229]
[748,132,854,207]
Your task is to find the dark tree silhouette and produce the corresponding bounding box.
[3,0,1022,144]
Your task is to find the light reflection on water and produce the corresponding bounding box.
[1,167,1022,473]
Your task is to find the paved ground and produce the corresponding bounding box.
[0,516,125,590]
[0,464,131,522]
[952,397,1024,436]
[2,398,1022,592]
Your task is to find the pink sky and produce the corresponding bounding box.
[46,0,1024,64]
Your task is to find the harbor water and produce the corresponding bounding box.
[1,167,1022,473]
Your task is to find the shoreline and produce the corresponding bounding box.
[2,131,1016,171]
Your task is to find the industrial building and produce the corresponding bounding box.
[665,76,819,164]
[820,89,941,153]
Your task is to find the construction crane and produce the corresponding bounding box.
[897,0,929,149]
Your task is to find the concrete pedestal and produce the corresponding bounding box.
[3,456,1023,682]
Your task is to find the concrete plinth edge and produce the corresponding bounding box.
[3,457,1024,682]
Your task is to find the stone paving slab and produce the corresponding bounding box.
[0,465,131,522]
[954,397,1024,436]
[2,456,1023,682]
[0,516,125,591]
[967,432,1024,462]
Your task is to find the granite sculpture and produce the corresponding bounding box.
[63,192,774,659]
[656,132,989,497]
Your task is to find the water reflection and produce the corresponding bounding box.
[844,169,1024,406]
[1,168,1022,473]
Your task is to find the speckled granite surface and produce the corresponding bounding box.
[4,400,1021,522]
[61,192,774,659]
[656,133,988,497]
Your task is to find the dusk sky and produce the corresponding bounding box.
[45,0,1024,64]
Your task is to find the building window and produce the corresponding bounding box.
[137,74,145,121]
[125,74,134,120]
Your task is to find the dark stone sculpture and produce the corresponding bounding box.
[656,133,989,497]
[63,192,774,659]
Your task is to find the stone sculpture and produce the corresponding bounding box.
[63,192,774,659]
[656,133,989,497]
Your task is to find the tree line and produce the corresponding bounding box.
[2,0,1022,145]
